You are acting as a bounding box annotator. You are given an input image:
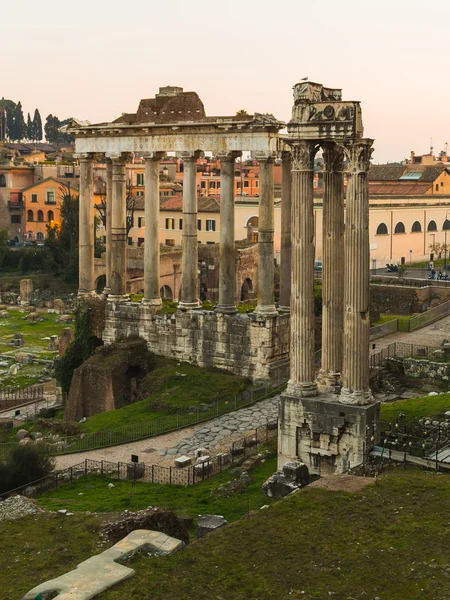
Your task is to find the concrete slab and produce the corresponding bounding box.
[22,529,184,600]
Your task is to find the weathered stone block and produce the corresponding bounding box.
[197,514,227,539]
[174,455,192,468]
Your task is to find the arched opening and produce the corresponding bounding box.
[241,278,253,301]
[394,222,405,234]
[246,216,259,243]
[160,285,173,300]
[376,222,388,235]
[444,219,450,231]
[13,236,19,244]
[27,210,34,222]
[37,210,44,222]
[428,220,437,232]
[0,175,6,187]
[36,232,44,241]
[411,221,422,232]
[96,274,106,293]
[47,210,54,222]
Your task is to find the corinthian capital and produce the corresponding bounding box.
[322,142,344,173]
[344,139,374,174]
[290,140,318,171]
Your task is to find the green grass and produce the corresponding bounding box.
[5,469,449,600]
[0,309,73,387]
[37,454,277,520]
[372,313,412,331]
[380,392,450,423]
[79,359,250,433]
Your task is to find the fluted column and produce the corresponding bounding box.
[109,155,128,301]
[317,143,345,391]
[255,154,277,316]
[279,151,292,311]
[179,151,202,310]
[143,153,165,306]
[103,158,112,295]
[78,154,95,297]
[287,141,318,397]
[340,139,374,405]
[215,151,241,314]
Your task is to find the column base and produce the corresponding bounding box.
[255,304,278,317]
[214,304,237,315]
[101,287,111,298]
[77,290,96,300]
[278,305,290,313]
[317,369,341,394]
[340,387,373,406]
[107,294,130,303]
[286,380,319,398]
[178,300,201,311]
[141,297,162,307]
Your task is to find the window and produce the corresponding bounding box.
[36,232,44,241]
[11,214,21,224]
[47,210,54,222]
[206,241,215,245]
[209,181,216,189]
[411,221,422,232]
[197,219,202,231]
[138,217,145,228]
[137,173,144,186]
[217,182,220,189]
[136,191,144,197]
[127,216,134,229]
[179,218,183,230]
[165,238,175,246]
[31,193,38,203]
[0,174,6,187]
[166,218,175,229]
[103,236,106,244]
[436,184,439,192]
[201,181,206,189]
[255,180,259,188]
[244,180,249,188]
[236,181,241,189]
[27,210,34,222]
[428,220,437,232]
[394,222,405,234]
[137,237,144,247]
[441,182,444,187]
[37,210,44,222]
[376,223,388,235]
[46,191,55,204]
[127,237,133,246]
[443,219,450,231]
[206,219,216,232]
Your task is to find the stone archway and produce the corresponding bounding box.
[160,285,173,300]
[241,277,253,301]
[95,274,106,293]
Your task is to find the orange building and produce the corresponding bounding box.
[21,177,79,241]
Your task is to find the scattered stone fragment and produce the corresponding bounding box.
[197,514,228,539]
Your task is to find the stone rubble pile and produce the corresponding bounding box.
[0,495,43,522]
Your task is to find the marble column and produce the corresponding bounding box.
[287,141,318,397]
[78,154,95,297]
[215,151,241,314]
[255,154,277,316]
[143,153,164,306]
[109,155,128,301]
[103,158,112,295]
[179,151,202,310]
[317,143,345,392]
[279,151,292,311]
[340,139,374,405]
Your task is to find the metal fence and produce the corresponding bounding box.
[0,385,44,411]
[369,319,399,341]
[369,341,442,371]
[0,382,285,459]
[0,421,278,500]
[407,299,450,331]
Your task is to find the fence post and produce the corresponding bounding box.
[170,466,172,484]
[101,460,104,475]
[152,464,155,483]
[84,459,87,476]
[70,467,73,483]
[117,462,120,480]
[255,427,258,448]
[55,472,58,490]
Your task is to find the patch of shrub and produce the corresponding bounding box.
[0,443,55,494]
[35,418,81,436]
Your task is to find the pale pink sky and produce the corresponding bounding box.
[3,0,450,163]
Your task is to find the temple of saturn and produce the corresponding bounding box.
[70,82,380,474]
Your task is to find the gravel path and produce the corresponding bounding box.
[371,314,450,352]
[55,396,279,471]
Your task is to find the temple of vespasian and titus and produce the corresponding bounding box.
[70,82,380,474]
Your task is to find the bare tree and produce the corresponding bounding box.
[96,179,138,237]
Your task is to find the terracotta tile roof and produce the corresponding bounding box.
[418,166,447,182]
[368,165,407,181]
[368,182,432,195]
[159,195,220,213]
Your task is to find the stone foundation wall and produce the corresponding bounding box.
[370,282,450,316]
[278,394,380,475]
[103,302,290,382]
[393,357,450,382]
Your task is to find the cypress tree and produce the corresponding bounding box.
[6,107,15,140]
[26,113,32,141]
[33,109,43,142]
[13,102,26,141]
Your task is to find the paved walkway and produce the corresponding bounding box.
[55,396,279,471]
[371,314,450,352]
